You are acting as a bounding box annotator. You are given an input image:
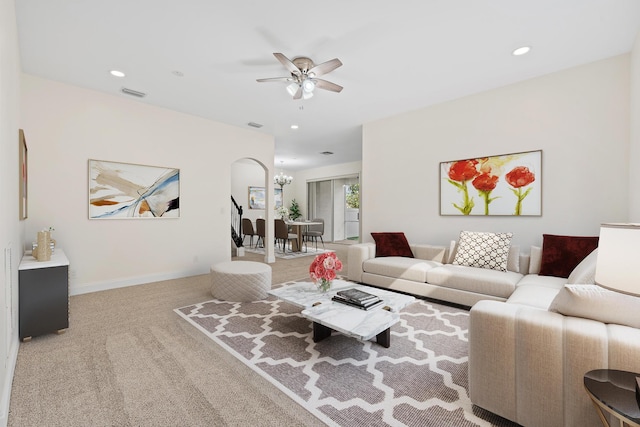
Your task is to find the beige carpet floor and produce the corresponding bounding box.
[8,243,351,427]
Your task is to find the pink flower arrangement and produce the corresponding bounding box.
[309,252,343,292]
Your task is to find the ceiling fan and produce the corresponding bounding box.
[257,53,343,100]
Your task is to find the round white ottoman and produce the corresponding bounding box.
[210,261,272,302]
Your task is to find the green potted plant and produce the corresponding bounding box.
[289,199,302,221]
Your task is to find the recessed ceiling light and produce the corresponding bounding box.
[110,70,125,77]
[291,125,299,129]
[512,46,531,56]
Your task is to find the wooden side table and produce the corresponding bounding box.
[584,369,640,427]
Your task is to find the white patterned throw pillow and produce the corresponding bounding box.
[452,231,513,272]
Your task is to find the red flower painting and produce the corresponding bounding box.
[472,173,499,215]
[505,166,536,215]
[447,160,479,215]
[441,151,541,216]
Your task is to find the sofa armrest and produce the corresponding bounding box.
[347,243,376,283]
[469,301,521,422]
[469,300,640,427]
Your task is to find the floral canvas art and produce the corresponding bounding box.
[440,150,542,216]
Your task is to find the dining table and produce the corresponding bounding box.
[285,220,322,252]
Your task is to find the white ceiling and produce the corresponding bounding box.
[15,1,640,171]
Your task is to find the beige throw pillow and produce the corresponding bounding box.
[567,248,598,284]
[550,284,640,329]
[507,245,520,273]
[529,246,542,274]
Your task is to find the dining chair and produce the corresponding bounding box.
[275,219,298,253]
[255,218,266,248]
[303,218,325,251]
[242,218,257,248]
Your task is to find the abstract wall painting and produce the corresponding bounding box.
[89,160,180,219]
[440,150,542,216]
[19,129,28,220]
[248,186,282,210]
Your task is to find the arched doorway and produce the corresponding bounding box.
[230,158,275,263]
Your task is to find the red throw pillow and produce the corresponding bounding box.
[371,232,414,258]
[538,234,599,278]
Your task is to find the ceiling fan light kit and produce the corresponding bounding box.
[257,52,343,100]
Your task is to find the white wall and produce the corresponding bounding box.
[0,0,23,424]
[362,55,630,249]
[630,31,640,221]
[20,75,275,294]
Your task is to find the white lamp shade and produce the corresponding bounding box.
[286,82,299,96]
[595,223,640,296]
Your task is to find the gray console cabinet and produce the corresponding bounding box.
[18,249,70,341]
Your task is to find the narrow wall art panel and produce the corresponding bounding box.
[89,160,180,219]
[440,150,542,216]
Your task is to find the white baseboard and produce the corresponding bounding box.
[0,336,19,427]
[70,267,209,296]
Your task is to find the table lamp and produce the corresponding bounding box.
[594,223,640,406]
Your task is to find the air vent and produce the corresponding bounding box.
[248,122,263,128]
[320,151,334,155]
[121,87,146,98]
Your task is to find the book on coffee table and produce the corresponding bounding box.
[332,295,384,310]
[336,288,379,304]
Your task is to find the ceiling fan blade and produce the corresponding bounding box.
[293,86,303,100]
[273,53,301,76]
[314,79,343,93]
[308,58,342,77]
[256,77,293,83]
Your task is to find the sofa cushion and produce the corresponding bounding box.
[567,248,598,284]
[550,284,640,329]
[539,234,599,278]
[410,244,448,263]
[452,231,513,272]
[426,264,522,299]
[371,232,414,258]
[363,257,440,282]
[507,245,520,273]
[516,274,566,290]
[507,284,561,310]
[528,246,542,274]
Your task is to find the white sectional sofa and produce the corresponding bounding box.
[469,248,640,427]
[347,235,640,427]
[347,240,528,307]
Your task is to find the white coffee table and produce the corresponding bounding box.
[268,279,415,347]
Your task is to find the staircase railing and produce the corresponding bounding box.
[231,196,243,247]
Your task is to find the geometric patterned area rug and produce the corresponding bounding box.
[245,246,333,260]
[174,281,518,427]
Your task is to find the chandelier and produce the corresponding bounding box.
[274,172,292,189]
